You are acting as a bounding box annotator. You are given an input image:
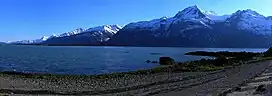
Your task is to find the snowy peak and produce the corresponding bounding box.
[58,28,87,37]
[227,9,272,35]
[174,5,207,19]
[85,25,122,34]
[32,36,50,43]
[52,25,121,38]
[108,25,122,31]
[49,34,57,39]
[230,9,265,20]
[123,5,213,31]
[9,36,49,44]
[40,36,49,41]
[73,28,86,33]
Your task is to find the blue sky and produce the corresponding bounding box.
[0,0,272,42]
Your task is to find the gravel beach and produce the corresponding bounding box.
[0,70,207,95]
[157,60,272,96]
[226,62,272,96]
[0,60,272,96]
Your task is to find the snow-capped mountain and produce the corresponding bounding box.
[46,28,87,39]
[10,25,122,45]
[107,5,272,48]
[0,42,5,44]
[57,28,87,38]
[9,36,49,44]
[42,25,122,45]
[174,5,207,19]
[33,36,49,43]
[226,9,272,35]
[123,5,212,33]
[86,25,122,33]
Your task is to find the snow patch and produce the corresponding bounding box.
[203,11,230,21]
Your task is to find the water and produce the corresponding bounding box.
[0,45,268,75]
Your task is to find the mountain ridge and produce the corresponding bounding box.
[8,5,272,48]
[107,5,272,48]
[40,25,122,45]
[9,25,122,45]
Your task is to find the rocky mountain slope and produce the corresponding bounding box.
[107,6,272,48]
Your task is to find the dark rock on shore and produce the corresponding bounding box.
[254,84,267,94]
[146,60,158,64]
[150,53,162,55]
[234,86,242,91]
[185,51,260,58]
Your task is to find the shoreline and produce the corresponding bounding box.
[0,51,270,79]
[1,50,272,95]
[8,44,270,49]
[1,59,271,95]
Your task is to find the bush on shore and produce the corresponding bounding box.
[185,51,260,59]
[159,57,175,65]
[264,47,272,57]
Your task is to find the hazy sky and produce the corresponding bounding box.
[0,0,271,42]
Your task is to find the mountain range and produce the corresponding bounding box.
[42,25,122,45]
[8,5,272,48]
[0,42,5,44]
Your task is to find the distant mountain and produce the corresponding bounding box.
[10,25,122,45]
[41,25,122,45]
[107,5,272,48]
[0,42,5,44]
[9,36,49,44]
[50,28,87,38]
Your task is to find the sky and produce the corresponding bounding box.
[0,0,272,42]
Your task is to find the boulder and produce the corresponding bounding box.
[254,84,267,94]
[159,57,175,65]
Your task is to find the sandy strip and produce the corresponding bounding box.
[156,60,272,96]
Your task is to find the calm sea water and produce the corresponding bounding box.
[0,45,268,75]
